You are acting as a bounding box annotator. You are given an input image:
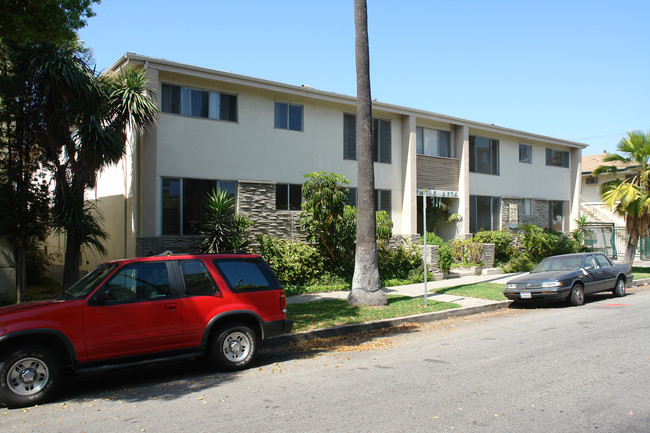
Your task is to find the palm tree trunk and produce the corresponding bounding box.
[348,0,386,306]
[624,228,639,266]
[62,233,82,289]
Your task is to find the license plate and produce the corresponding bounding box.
[520,292,532,299]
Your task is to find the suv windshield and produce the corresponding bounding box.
[62,263,119,299]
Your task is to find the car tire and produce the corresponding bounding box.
[210,324,257,371]
[0,345,62,408]
[569,284,585,306]
[613,278,626,297]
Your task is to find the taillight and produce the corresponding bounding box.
[280,292,287,314]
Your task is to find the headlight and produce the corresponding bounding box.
[541,281,562,288]
[506,283,517,289]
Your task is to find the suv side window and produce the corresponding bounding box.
[104,262,171,302]
[180,259,219,295]
[214,259,273,291]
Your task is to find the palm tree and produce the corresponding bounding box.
[594,130,650,265]
[347,0,386,306]
[35,44,158,287]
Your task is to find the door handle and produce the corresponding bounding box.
[165,303,177,309]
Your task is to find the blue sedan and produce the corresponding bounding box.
[504,253,633,306]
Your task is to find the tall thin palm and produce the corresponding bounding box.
[594,130,650,264]
[348,0,386,306]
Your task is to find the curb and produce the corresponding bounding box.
[263,300,513,347]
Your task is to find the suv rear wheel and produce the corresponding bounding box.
[0,345,62,408]
[210,325,257,371]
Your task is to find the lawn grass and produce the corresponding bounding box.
[287,295,460,332]
[631,266,650,280]
[429,282,507,301]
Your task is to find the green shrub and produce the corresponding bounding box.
[421,232,445,246]
[505,254,535,272]
[450,239,483,266]
[473,229,515,264]
[255,235,325,286]
[438,242,453,272]
[378,244,421,281]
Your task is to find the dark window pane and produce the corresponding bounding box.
[220,93,237,121]
[470,135,499,175]
[438,130,451,157]
[161,84,181,114]
[274,102,288,129]
[289,104,302,131]
[379,119,391,163]
[289,184,302,210]
[106,262,170,302]
[343,113,356,160]
[180,260,218,296]
[218,181,237,197]
[183,179,216,235]
[276,184,288,210]
[347,188,357,207]
[190,89,209,118]
[214,260,271,291]
[162,178,181,235]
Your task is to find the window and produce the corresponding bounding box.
[524,199,534,217]
[161,178,237,235]
[276,183,302,210]
[375,189,392,218]
[161,83,237,121]
[417,127,451,157]
[104,262,171,302]
[549,200,565,231]
[519,144,532,163]
[586,177,597,184]
[595,254,612,268]
[346,187,357,207]
[470,195,501,233]
[214,259,276,291]
[180,260,218,296]
[274,102,303,131]
[343,114,392,163]
[469,135,499,175]
[546,149,569,168]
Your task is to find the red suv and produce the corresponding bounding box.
[0,253,292,408]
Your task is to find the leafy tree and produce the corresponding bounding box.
[300,171,350,264]
[0,0,98,45]
[594,130,650,265]
[348,0,386,306]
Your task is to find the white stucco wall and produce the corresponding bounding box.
[468,131,572,201]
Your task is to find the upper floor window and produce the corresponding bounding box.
[546,149,569,168]
[343,113,392,163]
[274,102,303,131]
[469,135,499,175]
[417,127,451,158]
[519,144,532,163]
[276,183,302,211]
[161,83,238,122]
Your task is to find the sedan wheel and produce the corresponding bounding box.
[613,279,626,297]
[569,284,585,306]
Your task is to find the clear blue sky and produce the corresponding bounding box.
[78,0,649,155]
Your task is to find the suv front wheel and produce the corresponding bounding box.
[0,345,62,408]
[210,324,257,371]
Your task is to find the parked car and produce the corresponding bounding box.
[0,253,293,408]
[504,253,633,306]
